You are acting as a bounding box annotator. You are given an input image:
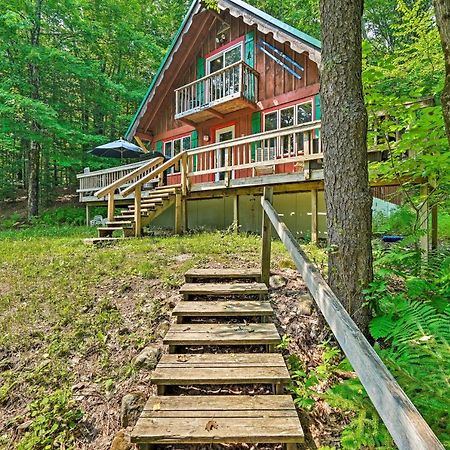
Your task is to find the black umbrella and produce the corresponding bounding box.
[90,139,145,159]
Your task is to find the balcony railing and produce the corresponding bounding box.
[175,61,259,122]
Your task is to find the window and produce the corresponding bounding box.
[262,100,315,157]
[207,43,243,74]
[163,135,192,172]
[297,102,312,124]
[264,112,278,131]
[280,107,295,128]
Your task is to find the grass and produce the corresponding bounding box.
[0,225,291,449]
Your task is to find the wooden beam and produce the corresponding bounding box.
[261,187,273,285]
[175,192,183,235]
[311,189,318,243]
[233,195,240,232]
[85,203,91,227]
[206,107,226,119]
[107,192,115,222]
[134,136,148,153]
[260,198,444,450]
[134,185,142,237]
[178,117,198,128]
[135,131,154,141]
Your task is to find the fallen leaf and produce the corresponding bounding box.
[153,403,161,411]
[205,419,219,431]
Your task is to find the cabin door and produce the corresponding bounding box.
[214,125,235,182]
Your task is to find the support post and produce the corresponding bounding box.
[431,204,438,250]
[419,184,429,261]
[261,187,273,285]
[311,188,318,243]
[134,184,142,237]
[233,195,240,232]
[85,203,91,227]
[107,192,115,222]
[175,193,183,235]
[181,152,188,195]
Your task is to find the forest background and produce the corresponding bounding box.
[1,0,448,218]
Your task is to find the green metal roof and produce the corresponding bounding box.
[125,0,321,140]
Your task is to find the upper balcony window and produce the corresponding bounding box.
[207,43,243,74]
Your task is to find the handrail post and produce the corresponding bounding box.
[134,184,142,238]
[181,152,188,196]
[261,186,273,285]
[107,192,115,222]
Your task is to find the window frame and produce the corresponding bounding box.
[262,99,315,157]
[205,41,244,75]
[162,133,192,173]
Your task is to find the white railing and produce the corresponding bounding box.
[77,122,322,202]
[175,61,259,119]
[77,159,156,202]
[185,121,322,184]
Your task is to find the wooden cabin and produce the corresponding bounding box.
[77,0,389,240]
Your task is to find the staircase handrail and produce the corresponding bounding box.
[121,151,186,198]
[95,156,164,198]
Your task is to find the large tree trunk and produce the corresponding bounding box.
[27,0,43,219]
[320,0,373,336]
[433,0,450,143]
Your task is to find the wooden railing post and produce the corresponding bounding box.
[175,192,183,235]
[261,186,273,285]
[181,152,188,196]
[107,192,115,222]
[311,188,318,243]
[134,184,142,238]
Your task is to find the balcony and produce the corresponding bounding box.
[175,61,259,123]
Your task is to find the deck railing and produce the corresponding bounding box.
[185,120,322,185]
[175,61,259,119]
[77,160,147,202]
[77,122,323,202]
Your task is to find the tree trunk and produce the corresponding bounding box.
[433,0,450,143]
[27,0,43,219]
[320,0,373,336]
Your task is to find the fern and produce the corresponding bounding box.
[365,245,450,447]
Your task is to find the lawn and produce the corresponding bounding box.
[0,226,293,449]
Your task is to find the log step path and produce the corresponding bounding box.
[131,267,304,449]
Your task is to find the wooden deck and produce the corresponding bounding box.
[131,267,304,448]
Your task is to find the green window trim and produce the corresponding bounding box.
[314,94,321,138]
[251,110,261,161]
[191,130,198,171]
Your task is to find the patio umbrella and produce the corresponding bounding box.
[90,139,145,159]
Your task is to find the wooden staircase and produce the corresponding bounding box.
[131,268,304,449]
[97,186,179,239]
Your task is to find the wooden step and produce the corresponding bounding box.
[97,227,125,238]
[185,268,262,283]
[173,300,272,318]
[115,212,149,220]
[131,395,304,445]
[163,323,280,348]
[105,221,133,228]
[152,353,289,390]
[128,199,164,209]
[143,192,170,199]
[83,237,123,245]
[180,282,268,299]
